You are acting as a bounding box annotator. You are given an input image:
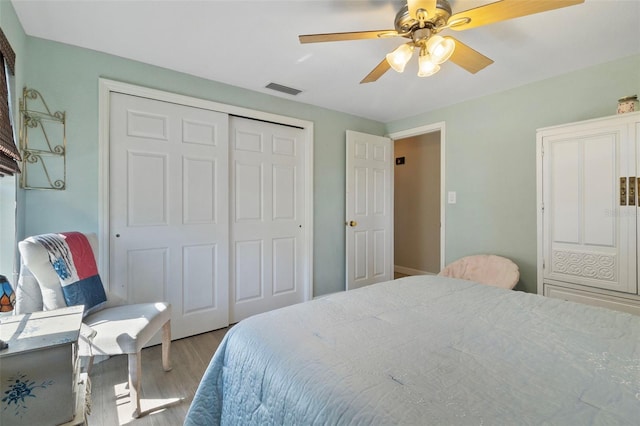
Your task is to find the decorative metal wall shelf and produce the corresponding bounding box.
[19,87,66,190]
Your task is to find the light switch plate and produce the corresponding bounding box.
[448,191,457,204]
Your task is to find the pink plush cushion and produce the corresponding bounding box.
[438,255,519,289]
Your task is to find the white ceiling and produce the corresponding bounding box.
[10,0,640,123]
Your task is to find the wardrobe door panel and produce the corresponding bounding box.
[542,122,636,294]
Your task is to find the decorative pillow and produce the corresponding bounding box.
[14,263,44,314]
[18,239,67,311]
[26,232,107,316]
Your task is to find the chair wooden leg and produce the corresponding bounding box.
[86,355,95,375]
[162,320,172,372]
[128,352,142,418]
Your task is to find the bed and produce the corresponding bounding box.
[185,275,640,425]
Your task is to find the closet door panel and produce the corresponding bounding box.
[110,93,230,340]
[230,117,306,323]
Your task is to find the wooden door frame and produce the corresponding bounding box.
[387,122,446,272]
[97,78,314,302]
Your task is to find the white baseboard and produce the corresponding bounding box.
[313,291,343,300]
[394,265,434,276]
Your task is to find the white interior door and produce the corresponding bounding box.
[109,92,229,339]
[230,117,307,323]
[345,130,392,290]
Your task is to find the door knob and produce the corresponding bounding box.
[347,220,357,227]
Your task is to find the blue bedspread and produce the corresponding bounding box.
[185,275,640,425]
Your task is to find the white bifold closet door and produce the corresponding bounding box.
[230,116,306,323]
[109,94,307,338]
[109,93,229,339]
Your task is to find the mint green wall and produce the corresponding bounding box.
[386,54,640,294]
[13,0,640,297]
[0,0,26,281]
[21,37,385,297]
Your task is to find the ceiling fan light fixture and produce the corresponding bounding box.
[299,0,585,83]
[386,43,414,73]
[426,35,455,64]
[417,54,440,77]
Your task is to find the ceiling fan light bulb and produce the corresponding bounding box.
[386,44,414,73]
[427,35,455,64]
[418,55,440,77]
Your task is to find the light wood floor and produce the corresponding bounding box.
[88,278,411,425]
[87,327,229,425]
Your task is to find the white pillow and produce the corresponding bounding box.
[18,239,67,310]
[14,263,44,314]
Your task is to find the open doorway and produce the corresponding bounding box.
[389,123,445,279]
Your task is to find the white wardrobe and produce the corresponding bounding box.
[537,111,640,315]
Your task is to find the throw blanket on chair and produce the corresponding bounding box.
[33,232,107,315]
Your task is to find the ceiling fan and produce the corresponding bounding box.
[299,0,584,83]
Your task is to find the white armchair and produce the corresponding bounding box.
[15,232,172,418]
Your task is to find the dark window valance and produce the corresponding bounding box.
[0,27,19,177]
[0,28,15,75]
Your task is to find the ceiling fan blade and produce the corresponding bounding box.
[449,0,584,31]
[407,0,438,21]
[446,37,494,74]
[360,58,391,84]
[299,30,398,44]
